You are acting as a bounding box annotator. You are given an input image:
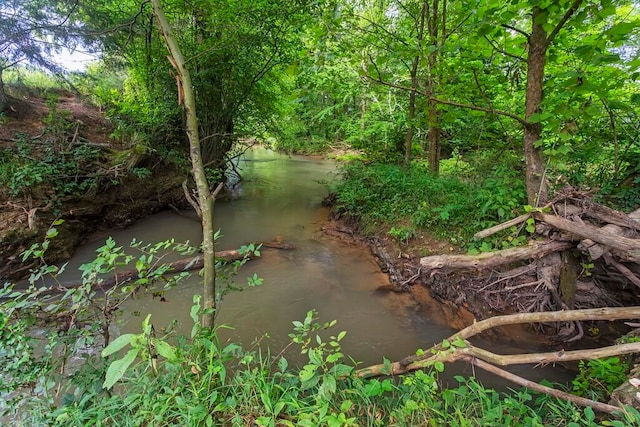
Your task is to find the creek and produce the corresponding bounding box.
[59,147,574,388]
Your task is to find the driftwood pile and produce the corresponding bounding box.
[419,189,640,340]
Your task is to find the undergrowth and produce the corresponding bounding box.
[1,225,639,426]
[328,157,527,249]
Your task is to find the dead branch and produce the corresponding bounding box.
[467,357,622,414]
[535,213,640,263]
[420,240,574,271]
[603,253,640,289]
[355,307,640,413]
[399,307,640,369]
[182,179,202,218]
[474,213,531,240]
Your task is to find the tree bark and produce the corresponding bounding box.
[405,60,418,165]
[420,239,574,271]
[523,7,548,206]
[357,306,640,377]
[426,0,441,175]
[151,0,217,328]
[405,1,427,165]
[536,213,640,263]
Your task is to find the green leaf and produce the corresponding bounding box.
[606,99,631,111]
[308,348,322,366]
[154,339,177,362]
[102,334,135,357]
[319,374,337,399]
[103,349,138,390]
[606,22,637,37]
[278,357,288,373]
[584,406,595,422]
[528,111,552,123]
[326,352,343,363]
[299,365,318,383]
[433,361,445,373]
[329,363,353,377]
[382,357,392,375]
[340,400,352,412]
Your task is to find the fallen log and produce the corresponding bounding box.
[473,213,530,240]
[580,204,640,233]
[420,240,574,271]
[535,213,640,263]
[577,208,640,261]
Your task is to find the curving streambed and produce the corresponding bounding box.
[59,147,574,387]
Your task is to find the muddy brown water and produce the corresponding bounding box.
[58,147,575,388]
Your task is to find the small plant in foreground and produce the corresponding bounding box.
[572,357,630,402]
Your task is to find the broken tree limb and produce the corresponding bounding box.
[381,307,640,372]
[357,334,640,379]
[603,253,640,289]
[182,179,202,219]
[420,240,574,271]
[59,249,257,291]
[577,208,640,260]
[355,307,640,414]
[581,205,640,233]
[473,213,531,240]
[535,213,640,263]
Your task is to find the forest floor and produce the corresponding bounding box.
[0,90,111,146]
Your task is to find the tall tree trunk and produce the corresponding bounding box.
[523,1,583,206]
[150,0,217,328]
[426,0,441,174]
[523,7,548,206]
[405,58,418,165]
[427,98,440,174]
[405,1,428,165]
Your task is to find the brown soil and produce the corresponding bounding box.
[0,90,187,281]
[1,91,111,146]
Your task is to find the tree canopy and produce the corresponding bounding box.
[2,0,638,204]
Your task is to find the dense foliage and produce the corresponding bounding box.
[2,236,640,426]
[1,0,639,425]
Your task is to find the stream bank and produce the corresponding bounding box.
[0,169,187,281]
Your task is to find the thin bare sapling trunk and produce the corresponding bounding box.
[150,0,217,328]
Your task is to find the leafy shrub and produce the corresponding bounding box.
[0,133,103,198]
[572,357,630,402]
[328,159,527,245]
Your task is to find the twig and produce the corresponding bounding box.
[182,180,202,219]
[466,357,622,414]
[400,267,422,286]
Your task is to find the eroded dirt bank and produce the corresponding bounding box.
[0,170,187,281]
[321,207,637,348]
[0,90,189,281]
